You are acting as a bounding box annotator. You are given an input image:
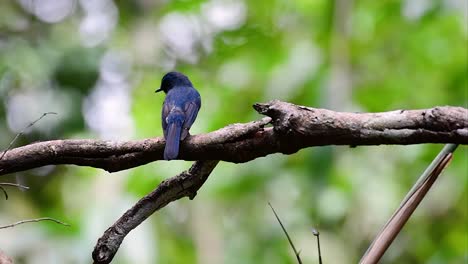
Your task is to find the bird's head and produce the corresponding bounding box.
[155,71,193,93]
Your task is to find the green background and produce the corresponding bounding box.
[0,0,467,263]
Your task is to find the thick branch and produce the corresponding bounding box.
[92,160,219,264]
[1,101,467,175]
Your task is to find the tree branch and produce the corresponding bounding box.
[92,160,219,264]
[0,112,57,161]
[0,182,29,200]
[0,217,70,229]
[1,100,466,263]
[1,101,467,176]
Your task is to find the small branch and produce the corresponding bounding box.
[312,228,323,264]
[1,102,466,176]
[0,183,29,200]
[0,112,50,198]
[0,112,57,161]
[0,217,70,229]
[0,186,7,200]
[92,160,219,264]
[0,183,29,190]
[269,202,302,264]
[360,144,458,264]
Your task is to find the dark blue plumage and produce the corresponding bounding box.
[156,72,201,160]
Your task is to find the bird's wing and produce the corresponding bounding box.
[180,96,201,140]
[162,100,171,138]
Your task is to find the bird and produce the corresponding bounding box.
[155,72,201,160]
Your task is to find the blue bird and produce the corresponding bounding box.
[156,72,201,160]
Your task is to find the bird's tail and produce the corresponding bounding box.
[164,115,184,160]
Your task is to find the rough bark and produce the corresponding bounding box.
[1,101,467,176]
[92,160,219,264]
[1,100,467,263]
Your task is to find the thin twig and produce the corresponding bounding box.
[0,217,70,229]
[0,111,51,196]
[312,228,323,264]
[0,112,57,161]
[0,182,29,190]
[268,202,302,264]
[0,186,7,200]
[360,144,458,264]
[0,182,30,200]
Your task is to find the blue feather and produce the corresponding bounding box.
[157,72,201,160]
[164,119,182,160]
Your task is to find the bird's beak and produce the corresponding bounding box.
[155,88,163,93]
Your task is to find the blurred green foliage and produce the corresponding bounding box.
[0,0,467,263]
